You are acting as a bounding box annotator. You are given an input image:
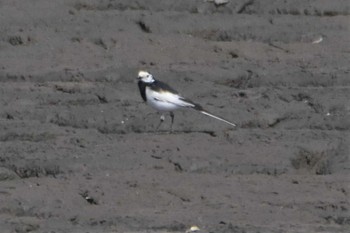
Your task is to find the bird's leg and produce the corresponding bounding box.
[170,111,175,132]
[156,114,165,130]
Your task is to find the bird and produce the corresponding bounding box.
[137,70,236,130]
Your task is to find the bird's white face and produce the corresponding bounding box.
[138,71,155,83]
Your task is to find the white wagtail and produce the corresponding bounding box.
[137,71,236,130]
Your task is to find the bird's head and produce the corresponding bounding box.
[138,70,155,83]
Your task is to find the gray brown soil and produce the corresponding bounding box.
[0,0,349,232]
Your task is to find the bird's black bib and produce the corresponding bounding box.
[138,81,147,102]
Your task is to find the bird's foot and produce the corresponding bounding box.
[156,114,165,130]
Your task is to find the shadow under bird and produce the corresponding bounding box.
[137,71,236,130]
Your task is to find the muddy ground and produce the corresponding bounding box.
[0,0,349,232]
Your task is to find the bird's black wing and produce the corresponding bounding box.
[150,80,204,109]
[150,80,179,94]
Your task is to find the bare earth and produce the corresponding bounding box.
[0,0,349,232]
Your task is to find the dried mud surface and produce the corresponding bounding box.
[0,0,349,232]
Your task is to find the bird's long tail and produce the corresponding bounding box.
[182,98,236,127]
[199,110,236,127]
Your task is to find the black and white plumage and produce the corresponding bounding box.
[137,71,236,129]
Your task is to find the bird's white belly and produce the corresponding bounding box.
[146,88,182,112]
[147,97,179,111]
